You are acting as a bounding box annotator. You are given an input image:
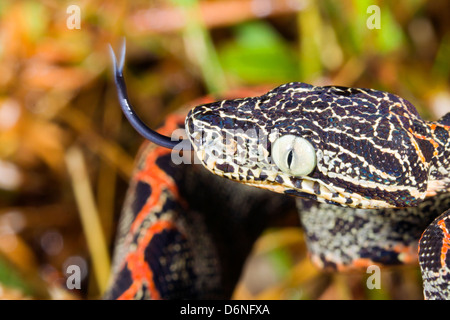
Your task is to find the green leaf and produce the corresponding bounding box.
[0,256,34,297]
[219,22,298,85]
[375,8,404,53]
[268,248,293,278]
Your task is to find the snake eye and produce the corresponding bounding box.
[271,135,316,176]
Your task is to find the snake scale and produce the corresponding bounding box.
[105,43,450,300]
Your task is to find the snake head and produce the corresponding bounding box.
[185,82,437,209]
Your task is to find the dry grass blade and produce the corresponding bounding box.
[65,146,111,296]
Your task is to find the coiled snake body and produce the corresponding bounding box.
[106,44,450,300]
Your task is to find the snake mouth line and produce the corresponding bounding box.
[245,177,397,209]
[196,149,397,210]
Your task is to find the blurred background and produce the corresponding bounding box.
[0,0,448,300]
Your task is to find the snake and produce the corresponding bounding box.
[105,42,450,300]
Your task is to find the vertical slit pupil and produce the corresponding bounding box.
[287,149,294,168]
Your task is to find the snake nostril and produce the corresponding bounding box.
[211,132,219,140]
[187,118,195,135]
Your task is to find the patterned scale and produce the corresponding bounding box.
[107,44,450,299]
[300,195,450,270]
[419,209,450,299]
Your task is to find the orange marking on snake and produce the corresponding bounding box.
[392,243,417,264]
[118,220,176,300]
[405,129,426,163]
[437,219,450,269]
[310,254,375,271]
[130,114,186,233]
[348,258,375,269]
[428,123,450,158]
[389,111,429,163]
[409,128,439,157]
[130,148,176,233]
[117,280,142,300]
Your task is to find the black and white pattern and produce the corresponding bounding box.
[186,82,450,209]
